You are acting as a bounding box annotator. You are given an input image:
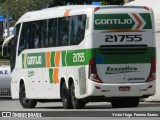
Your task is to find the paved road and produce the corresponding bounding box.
[0,100,160,120]
[0,100,160,111]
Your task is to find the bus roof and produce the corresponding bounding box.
[15,5,96,25]
[15,5,150,25]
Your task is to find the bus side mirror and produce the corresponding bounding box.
[2,35,14,57]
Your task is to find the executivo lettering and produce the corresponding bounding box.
[105,66,138,74]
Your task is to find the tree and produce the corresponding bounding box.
[102,0,107,5]
[0,0,124,22]
[0,0,54,22]
[107,0,124,5]
[60,0,123,5]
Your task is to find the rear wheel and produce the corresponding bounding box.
[111,98,139,108]
[70,83,86,109]
[61,82,72,109]
[127,98,139,107]
[111,100,121,108]
[19,84,37,108]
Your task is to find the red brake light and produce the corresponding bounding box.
[94,7,100,12]
[144,6,150,11]
[147,57,156,82]
[88,58,102,83]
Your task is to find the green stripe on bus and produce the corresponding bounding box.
[65,49,92,66]
[94,14,134,30]
[140,13,152,29]
[50,52,55,67]
[26,52,46,68]
[94,13,152,30]
[22,54,24,68]
[62,51,67,66]
[22,47,155,68]
[49,68,53,83]
[94,47,155,64]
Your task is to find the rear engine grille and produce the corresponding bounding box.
[99,45,148,54]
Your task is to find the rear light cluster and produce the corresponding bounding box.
[88,58,102,83]
[94,7,99,12]
[146,57,156,82]
[144,6,150,11]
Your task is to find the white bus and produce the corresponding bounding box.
[2,5,156,109]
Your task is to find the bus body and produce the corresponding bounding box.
[8,5,155,108]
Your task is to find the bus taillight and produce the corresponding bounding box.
[144,6,150,11]
[88,58,102,83]
[94,7,100,12]
[147,57,156,82]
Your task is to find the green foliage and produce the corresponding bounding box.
[0,0,54,22]
[102,0,107,5]
[0,0,124,22]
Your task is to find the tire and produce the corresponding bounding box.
[111,100,122,108]
[128,98,139,107]
[19,84,37,108]
[111,98,139,108]
[61,82,72,109]
[70,83,86,109]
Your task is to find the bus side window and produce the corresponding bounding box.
[58,17,69,46]
[69,16,77,45]
[48,18,57,47]
[18,23,28,55]
[33,21,42,49]
[28,21,41,49]
[41,20,48,47]
[69,15,86,45]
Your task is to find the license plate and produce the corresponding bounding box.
[119,86,130,91]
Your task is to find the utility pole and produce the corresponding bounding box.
[0,0,1,15]
[6,0,10,37]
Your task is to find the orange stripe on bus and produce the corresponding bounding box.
[101,29,145,33]
[132,13,143,29]
[64,9,71,16]
[53,68,59,83]
[46,52,51,67]
[55,51,61,67]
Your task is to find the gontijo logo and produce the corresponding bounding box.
[94,13,152,30]
[22,53,46,68]
[27,56,42,65]
[95,19,132,25]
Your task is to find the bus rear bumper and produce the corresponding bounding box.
[87,80,155,98]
